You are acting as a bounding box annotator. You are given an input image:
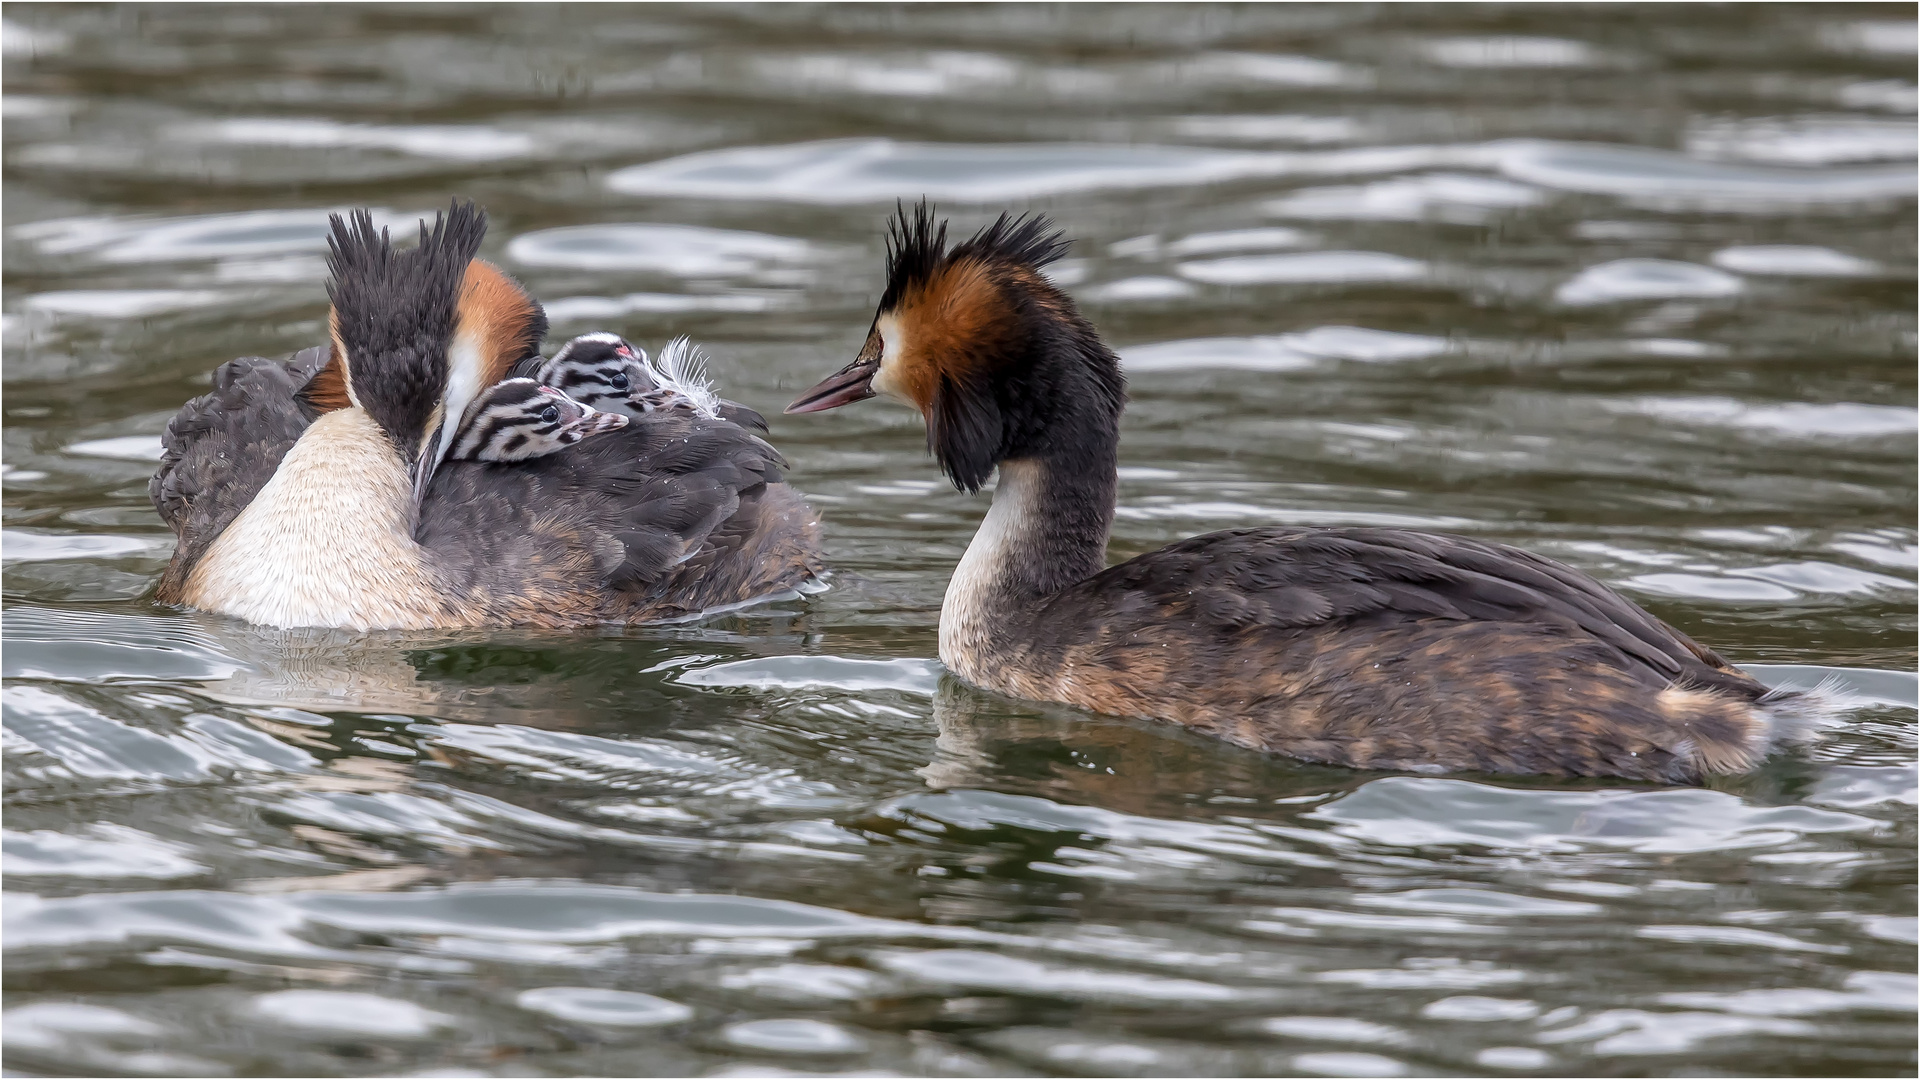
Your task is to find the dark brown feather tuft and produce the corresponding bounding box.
[325,199,488,450]
[930,370,1003,493]
[877,201,1071,316]
[948,210,1072,274]
[878,199,948,314]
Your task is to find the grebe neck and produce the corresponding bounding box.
[939,404,1117,678]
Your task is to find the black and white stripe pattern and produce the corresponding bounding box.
[447,378,627,463]
[537,333,728,421]
[534,333,660,414]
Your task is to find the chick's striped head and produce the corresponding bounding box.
[536,332,730,420]
[535,333,657,414]
[447,378,627,463]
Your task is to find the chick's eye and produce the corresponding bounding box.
[539,405,560,424]
[609,373,629,391]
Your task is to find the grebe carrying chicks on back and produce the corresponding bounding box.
[150,200,821,629]
[787,204,1843,783]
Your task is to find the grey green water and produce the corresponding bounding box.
[3,5,1915,1076]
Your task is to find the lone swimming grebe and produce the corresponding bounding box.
[150,201,821,629]
[787,205,1836,782]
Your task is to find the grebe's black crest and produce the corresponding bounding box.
[945,208,1075,277]
[877,200,1072,313]
[790,200,1119,493]
[305,200,488,453]
[877,200,947,313]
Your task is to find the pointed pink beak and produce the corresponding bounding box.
[785,357,879,414]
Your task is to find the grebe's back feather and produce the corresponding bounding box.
[418,406,817,621]
[1050,527,1747,690]
[994,525,1813,783]
[646,336,774,441]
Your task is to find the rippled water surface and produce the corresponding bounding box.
[4,5,1917,1076]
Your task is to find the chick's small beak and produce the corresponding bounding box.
[787,327,883,415]
[575,410,629,439]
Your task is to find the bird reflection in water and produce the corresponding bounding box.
[919,675,1381,817]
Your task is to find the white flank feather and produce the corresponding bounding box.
[648,336,723,419]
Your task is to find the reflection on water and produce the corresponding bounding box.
[3,4,1915,1077]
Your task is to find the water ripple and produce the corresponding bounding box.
[506,223,822,277]
[605,136,1914,207]
[3,7,1912,1076]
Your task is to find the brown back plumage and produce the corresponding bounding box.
[999,526,1775,782]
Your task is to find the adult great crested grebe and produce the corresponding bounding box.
[785,204,1840,783]
[150,201,821,630]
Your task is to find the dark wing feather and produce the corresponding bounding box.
[1048,527,1748,693]
[150,346,332,602]
[715,400,769,432]
[417,409,819,623]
